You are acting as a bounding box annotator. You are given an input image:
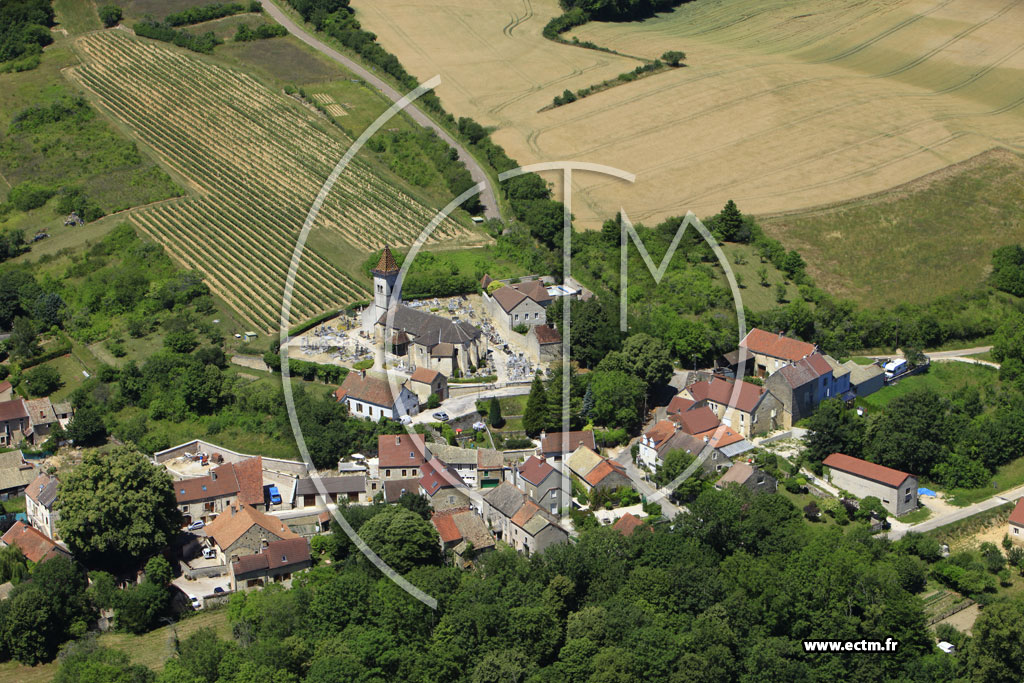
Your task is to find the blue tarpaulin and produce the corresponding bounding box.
[918,488,937,497]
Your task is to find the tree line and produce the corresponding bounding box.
[164,1,260,26]
[133,19,223,54]
[0,0,54,73]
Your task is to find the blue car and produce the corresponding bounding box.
[268,486,282,505]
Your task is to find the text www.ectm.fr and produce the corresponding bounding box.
[803,639,899,653]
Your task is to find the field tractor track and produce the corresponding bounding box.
[813,0,955,65]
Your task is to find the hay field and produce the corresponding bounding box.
[351,0,1024,228]
[66,31,479,331]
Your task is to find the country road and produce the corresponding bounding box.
[260,0,500,220]
[887,484,1024,541]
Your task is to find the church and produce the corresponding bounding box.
[361,246,485,376]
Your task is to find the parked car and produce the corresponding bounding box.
[213,586,226,594]
[268,486,282,505]
[400,415,413,425]
[472,421,486,431]
[189,595,202,610]
[432,411,450,422]
[188,520,205,531]
[202,547,216,560]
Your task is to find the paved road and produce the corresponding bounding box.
[887,484,1024,540]
[611,445,684,519]
[865,346,993,361]
[410,384,531,425]
[260,0,500,220]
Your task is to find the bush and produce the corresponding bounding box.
[7,181,55,211]
[97,5,122,27]
[426,393,441,410]
[512,324,529,334]
[23,364,62,397]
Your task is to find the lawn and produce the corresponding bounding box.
[762,149,1024,307]
[899,506,932,525]
[717,243,802,311]
[947,458,1024,507]
[34,353,91,403]
[498,395,527,417]
[2,495,26,515]
[0,609,231,682]
[856,363,998,413]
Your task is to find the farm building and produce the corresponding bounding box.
[407,367,448,404]
[822,453,918,517]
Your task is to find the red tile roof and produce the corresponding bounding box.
[410,367,442,384]
[0,399,28,422]
[685,378,765,413]
[583,459,627,487]
[336,372,402,408]
[431,509,463,544]
[0,381,11,394]
[741,328,816,362]
[693,425,745,449]
[491,286,528,313]
[823,453,912,488]
[232,537,310,575]
[532,325,561,344]
[510,499,544,528]
[1,521,69,564]
[518,455,555,486]
[540,431,596,456]
[378,433,427,468]
[644,420,677,444]
[1010,499,1024,527]
[673,406,720,435]
[613,513,645,536]
[383,478,419,503]
[205,504,298,550]
[419,458,464,496]
[174,457,263,506]
[233,457,264,506]
[373,245,399,274]
[666,395,695,415]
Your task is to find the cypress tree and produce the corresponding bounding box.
[523,372,548,437]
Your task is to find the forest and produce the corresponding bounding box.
[27,483,1024,682]
[0,0,54,73]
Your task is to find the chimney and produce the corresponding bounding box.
[230,505,236,516]
[395,435,401,446]
[360,370,366,379]
[703,436,709,443]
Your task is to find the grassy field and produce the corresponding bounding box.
[0,7,180,242]
[855,362,997,412]
[947,457,1024,507]
[351,0,1024,234]
[64,30,483,332]
[761,149,1024,306]
[0,608,232,682]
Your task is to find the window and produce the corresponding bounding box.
[401,469,407,477]
[550,490,557,498]
[1015,528,1020,535]
[448,496,455,504]
[905,487,910,494]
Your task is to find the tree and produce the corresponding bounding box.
[967,596,1024,682]
[488,396,504,428]
[425,393,441,410]
[0,545,28,585]
[114,580,168,634]
[715,200,743,241]
[991,244,1024,297]
[65,403,108,447]
[57,448,181,567]
[589,370,646,433]
[97,5,123,28]
[757,266,769,286]
[9,315,39,359]
[357,506,439,573]
[24,364,63,397]
[866,388,954,476]
[804,398,865,465]
[774,282,787,304]
[163,329,197,354]
[661,50,685,66]
[53,639,154,683]
[619,333,674,390]
[523,372,548,437]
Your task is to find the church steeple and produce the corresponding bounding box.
[373,244,399,276]
[372,245,400,322]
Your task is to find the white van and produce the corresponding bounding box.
[884,358,908,379]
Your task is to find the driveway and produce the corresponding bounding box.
[172,573,230,605]
[887,483,1024,540]
[410,384,530,425]
[259,0,500,220]
[611,445,684,519]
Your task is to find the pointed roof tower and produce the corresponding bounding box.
[373,245,399,276]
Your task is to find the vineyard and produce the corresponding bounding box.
[66,31,473,331]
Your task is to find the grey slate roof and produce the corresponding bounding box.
[295,477,365,495]
[26,472,58,507]
[377,304,481,346]
[482,481,526,518]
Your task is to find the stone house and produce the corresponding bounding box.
[566,446,631,494]
[638,421,732,475]
[822,453,918,517]
[481,482,568,555]
[680,377,783,438]
[1009,499,1024,545]
[431,507,495,568]
[377,433,428,480]
[714,462,777,494]
[527,324,561,363]
[230,537,311,591]
[174,456,264,526]
[483,278,551,337]
[295,476,365,508]
[204,503,300,564]
[1,521,70,564]
[514,454,563,516]
[407,367,448,404]
[419,458,471,511]
[335,370,419,422]
[0,450,36,500]
[539,430,596,460]
[740,328,817,378]
[765,353,849,428]
[0,399,30,448]
[25,472,60,540]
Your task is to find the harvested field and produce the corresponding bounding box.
[66,31,480,331]
[351,0,1024,229]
